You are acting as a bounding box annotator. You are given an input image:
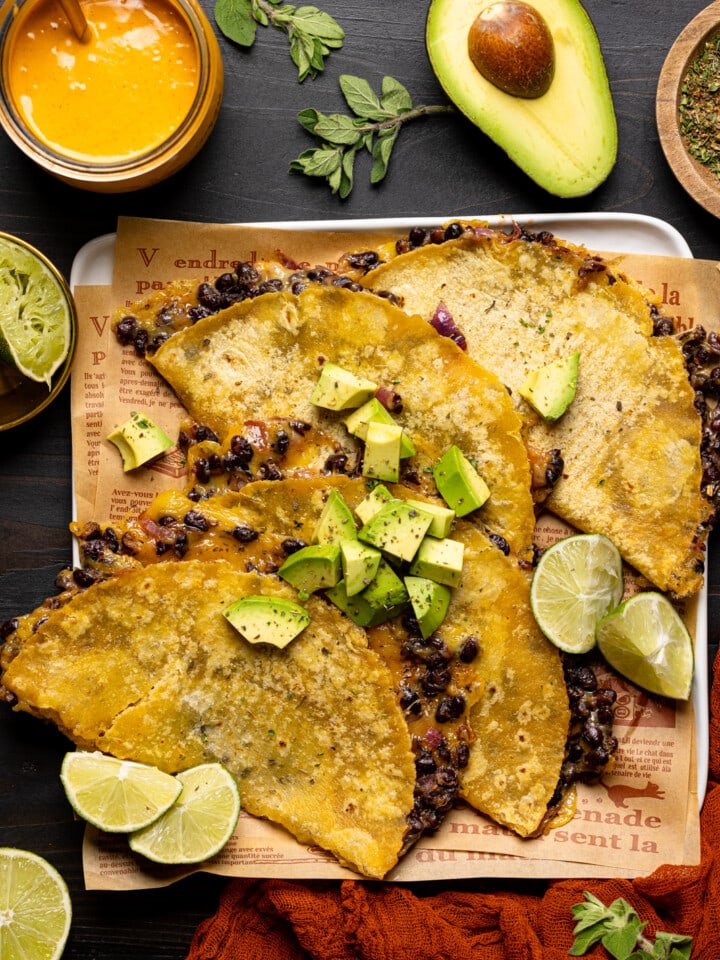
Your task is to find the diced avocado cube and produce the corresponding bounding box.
[405,499,455,539]
[278,543,341,594]
[433,445,490,517]
[340,539,382,596]
[408,536,465,587]
[223,595,310,648]
[310,362,377,411]
[362,421,403,483]
[312,488,357,544]
[518,352,580,422]
[344,398,416,458]
[354,484,394,526]
[358,500,433,563]
[107,411,173,471]
[326,560,409,627]
[405,575,452,639]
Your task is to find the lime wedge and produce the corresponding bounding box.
[596,592,694,700]
[0,847,71,960]
[0,236,73,388]
[128,763,240,864]
[530,533,624,654]
[60,751,182,833]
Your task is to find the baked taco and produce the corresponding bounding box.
[144,284,537,566]
[1,559,416,879]
[354,223,709,598]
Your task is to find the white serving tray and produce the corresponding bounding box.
[70,212,707,805]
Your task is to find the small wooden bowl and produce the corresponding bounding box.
[657,1,720,218]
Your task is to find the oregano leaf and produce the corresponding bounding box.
[312,114,363,146]
[215,0,257,46]
[380,75,413,115]
[340,75,392,120]
[293,6,344,44]
[602,921,644,960]
[296,108,322,134]
[370,128,398,183]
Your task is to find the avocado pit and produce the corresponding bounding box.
[467,1,555,99]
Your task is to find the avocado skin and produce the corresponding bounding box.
[426,0,617,197]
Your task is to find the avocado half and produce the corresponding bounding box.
[426,0,617,197]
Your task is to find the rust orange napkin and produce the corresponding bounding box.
[186,654,720,960]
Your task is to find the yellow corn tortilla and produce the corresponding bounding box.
[362,230,709,597]
[2,560,416,879]
[69,476,569,838]
[235,477,568,837]
[147,285,536,565]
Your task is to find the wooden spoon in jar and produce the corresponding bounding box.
[58,0,90,42]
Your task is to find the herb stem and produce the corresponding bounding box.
[359,103,456,135]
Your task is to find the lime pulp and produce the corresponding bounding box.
[596,592,694,700]
[0,237,73,388]
[129,763,240,864]
[530,533,624,654]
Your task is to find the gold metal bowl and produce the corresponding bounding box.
[0,232,77,431]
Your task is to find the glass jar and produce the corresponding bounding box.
[0,0,224,192]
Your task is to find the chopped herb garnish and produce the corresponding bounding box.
[679,34,720,180]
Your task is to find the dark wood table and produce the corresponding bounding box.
[1,1,718,955]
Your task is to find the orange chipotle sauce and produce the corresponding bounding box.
[6,0,199,162]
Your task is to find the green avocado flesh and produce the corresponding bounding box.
[426,0,617,197]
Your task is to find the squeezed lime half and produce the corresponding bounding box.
[0,235,73,388]
[596,591,694,700]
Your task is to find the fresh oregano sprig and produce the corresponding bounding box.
[290,74,454,198]
[214,0,344,82]
[569,893,693,960]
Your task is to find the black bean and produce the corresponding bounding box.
[233,523,259,543]
[0,618,18,639]
[115,316,138,343]
[214,272,236,293]
[196,425,220,443]
[257,459,284,481]
[459,636,480,662]
[324,453,348,473]
[184,511,209,531]
[281,537,307,555]
[235,262,260,285]
[582,721,604,748]
[273,430,290,456]
[230,436,254,464]
[435,694,466,723]
[133,329,149,355]
[103,528,119,552]
[73,567,99,588]
[195,458,211,484]
[488,533,510,555]
[188,305,210,323]
[415,751,437,775]
[444,222,464,240]
[82,539,105,561]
